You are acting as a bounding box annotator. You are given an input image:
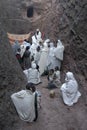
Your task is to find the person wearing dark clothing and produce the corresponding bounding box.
[16,48,22,67]
[23,46,31,69]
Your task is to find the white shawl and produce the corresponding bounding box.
[11,90,35,122]
[54,40,64,61]
[61,72,81,106]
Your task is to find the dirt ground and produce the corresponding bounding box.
[12,76,87,130]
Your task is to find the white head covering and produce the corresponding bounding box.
[36,29,39,32]
[43,42,48,47]
[65,72,75,82]
[45,39,50,43]
[31,63,36,69]
[57,40,63,46]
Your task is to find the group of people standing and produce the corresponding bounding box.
[11,29,81,123]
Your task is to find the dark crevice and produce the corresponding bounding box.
[27,6,34,18]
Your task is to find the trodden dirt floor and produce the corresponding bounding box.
[12,76,87,130]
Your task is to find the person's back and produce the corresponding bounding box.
[60,72,81,106]
[34,46,41,65]
[38,39,50,75]
[28,63,41,84]
[23,46,31,69]
[11,83,38,122]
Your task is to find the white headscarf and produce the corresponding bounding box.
[57,40,63,46]
[45,39,50,43]
[65,72,75,82]
[61,71,81,106]
[54,39,64,60]
[31,63,36,69]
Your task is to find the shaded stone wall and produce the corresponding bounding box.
[0,25,26,130]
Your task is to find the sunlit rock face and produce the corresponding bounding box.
[0,0,87,129]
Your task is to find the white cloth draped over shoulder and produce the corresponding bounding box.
[30,43,37,57]
[20,44,26,58]
[60,72,81,106]
[53,40,64,69]
[32,35,38,46]
[11,90,35,122]
[34,50,41,65]
[35,31,42,42]
[23,41,31,47]
[32,30,42,46]
[54,40,64,61]
[38,40,49,75]
[23,63,41,84]
[47,42,55,70]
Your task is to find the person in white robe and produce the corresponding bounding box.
[60,72,81,106]
[35,29,42,43]
[24,63,41,84]
[32,35,39,46]
[38,39,50,75]
[32,29,42,46]
[11,83,38,122]
[34,46,41,65]
[47,42,56,70]
[54,40,64,70]
[23,39,31,48]
[30,43,37,58]
[20,44,26,58]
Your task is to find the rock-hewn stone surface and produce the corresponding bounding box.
[0,25,26,130]
[0,0,87,129]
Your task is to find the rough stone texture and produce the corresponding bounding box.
[0,0,87,129]
[0,25,27,130]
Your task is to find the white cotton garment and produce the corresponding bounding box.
[23,69,28,79]
[11,90,35,122]
[54,40,64,61]
[24,63,41,84]
[38,40,49,75]
[60,72,81,106]
[20,45,26,58]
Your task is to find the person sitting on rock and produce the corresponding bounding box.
[11,83,38,122]
[60,72,81,106]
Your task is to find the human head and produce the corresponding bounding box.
[26,46,30,50]
[55,66,59,71]
[31,62,36,69]
[26,82,36,92]
[36,28,39,32]
[36,46,40,52]
[39,40,43,45]
[57,39,63,46]
[44,39,50,48]
[36,29,39,34]
[65,72,75,82]
[24,39,27,42]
